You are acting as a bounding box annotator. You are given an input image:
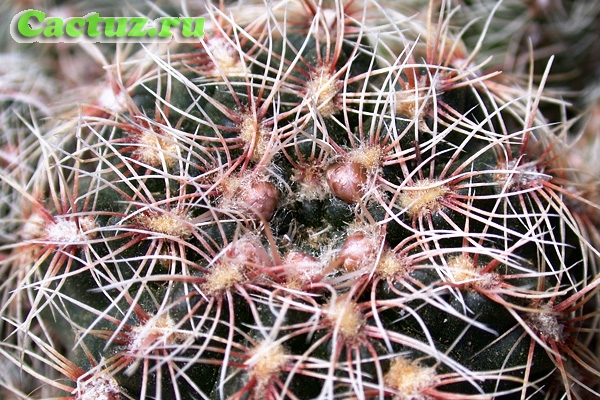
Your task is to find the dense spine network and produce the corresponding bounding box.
[1,0,600,399]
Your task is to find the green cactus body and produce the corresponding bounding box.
[1,1,600,399]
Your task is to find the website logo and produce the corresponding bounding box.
[10,10,205,43]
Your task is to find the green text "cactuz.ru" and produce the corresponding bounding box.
[10,10,205,43]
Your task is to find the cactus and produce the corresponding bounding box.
[457,0,600,118]
[2,0,600,399]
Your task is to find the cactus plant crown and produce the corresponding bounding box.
[1,0,600,399]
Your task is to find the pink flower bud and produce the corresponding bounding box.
[240,180,280,221]
[339,231,377,271]
[326,162,367,204]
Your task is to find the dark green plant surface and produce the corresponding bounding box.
[1,1,600,399]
